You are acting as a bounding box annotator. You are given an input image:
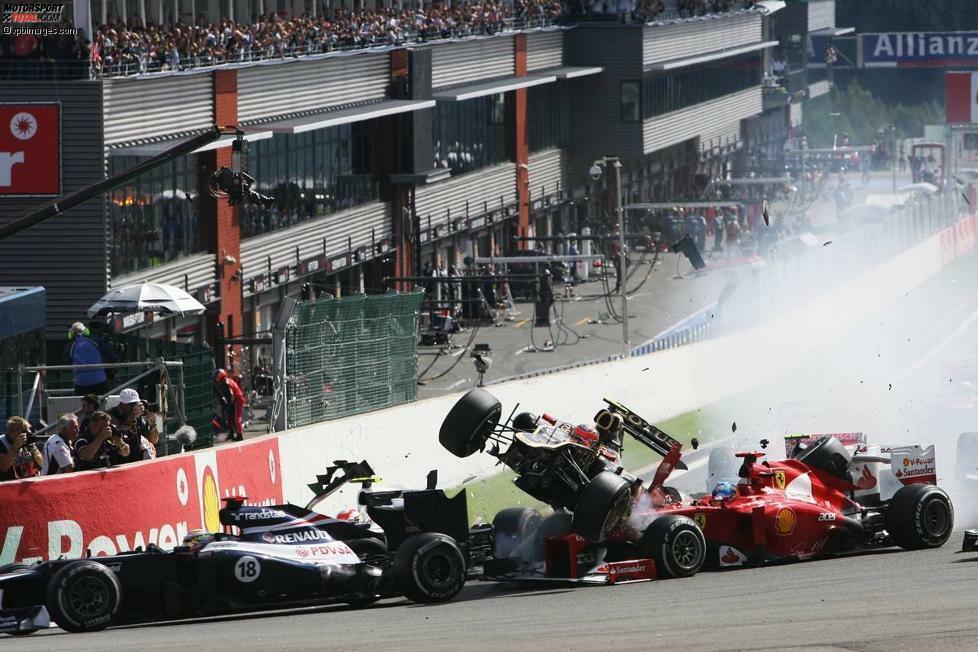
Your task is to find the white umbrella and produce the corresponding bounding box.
[87,282,206,318]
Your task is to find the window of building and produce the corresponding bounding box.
[108,154,202,277]
[528,84,569,152]
[433,96,509,175]
[620,81,641,122]
[241,123,378,238]
[642,53,763,119]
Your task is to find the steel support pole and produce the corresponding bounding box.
[610,158,629,357]
[891,125,897,194]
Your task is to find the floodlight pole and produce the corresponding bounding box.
[611,159,629,359]
[592,157,629,357]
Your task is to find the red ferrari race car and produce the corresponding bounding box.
[653,432,952,567]
[439,390,955,577]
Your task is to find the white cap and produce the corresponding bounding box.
[119,388,140,404]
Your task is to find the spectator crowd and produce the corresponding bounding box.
[91,0,563,76]
[2,0,757,78]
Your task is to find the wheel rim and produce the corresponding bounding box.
[67,576,111,619]
[600,491,631,539]
[420,548,458,590]
[671,530,703,570]
[922,499,950,538]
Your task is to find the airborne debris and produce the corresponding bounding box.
[823,241,833,247]
[731,421,737,433]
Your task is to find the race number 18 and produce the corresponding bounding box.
[234,555,261,582]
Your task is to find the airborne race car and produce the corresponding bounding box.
[0,462,489,636]
[440,389,955,577]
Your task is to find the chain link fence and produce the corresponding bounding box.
[285,291,424,429]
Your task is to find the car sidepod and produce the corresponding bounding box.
[196,540,379,610]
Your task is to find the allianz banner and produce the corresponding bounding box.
[863,32,978,68]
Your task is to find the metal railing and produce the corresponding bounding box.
[94,16,561,79]
[16,359,187,447]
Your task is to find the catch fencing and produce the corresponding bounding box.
[284,291,425,429]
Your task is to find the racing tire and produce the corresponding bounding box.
[45,560,122,633]
[343,538,388,607]
[347,537,388,559]
[492,507,543,559]
[439,388,502,458]
[640,515,706,579]
[392,533,466,604]
[886,483,954,550]
[572,472,632,542]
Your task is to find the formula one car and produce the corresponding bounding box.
[439,389,688,543]
[0,462,488,636]
[653,433,953,567]
[439,390,954,574]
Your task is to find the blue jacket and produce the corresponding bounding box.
[70,336,107,386]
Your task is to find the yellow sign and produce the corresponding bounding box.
[202,469,221,532]
[775,507,797,535]
[773,470,787,490]
[693,513,707,530]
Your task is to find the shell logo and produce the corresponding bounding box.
[903,457,911,467]
[201,467,221,532]
[775,507,797,535]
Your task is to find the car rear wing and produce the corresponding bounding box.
[600,399,688,470]
[785,433,937,501]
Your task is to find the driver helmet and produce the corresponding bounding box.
[182,529,216,552]
[571,423,599,447]
[336,508,369,525]
[712,481,737,502]
[512,412,539,432]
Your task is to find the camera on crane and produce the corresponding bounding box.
[210,167,275,208]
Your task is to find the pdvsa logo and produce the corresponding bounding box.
[0,103,60,196]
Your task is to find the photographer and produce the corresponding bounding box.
[42,413,78,475]
[74,411,130,470]
[108,388,160,463]
[0,416,43,481]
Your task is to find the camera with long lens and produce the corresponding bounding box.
[209,167,275,208]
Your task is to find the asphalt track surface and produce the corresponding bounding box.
[14,244,977,652]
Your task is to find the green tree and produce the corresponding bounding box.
[805,79,944,148]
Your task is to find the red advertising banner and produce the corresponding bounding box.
[0,103,60,196]
[940,213,978,266]
[0,437,283,564]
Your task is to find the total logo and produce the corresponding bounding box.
[0,113,35,186]
[0,104,60,195]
